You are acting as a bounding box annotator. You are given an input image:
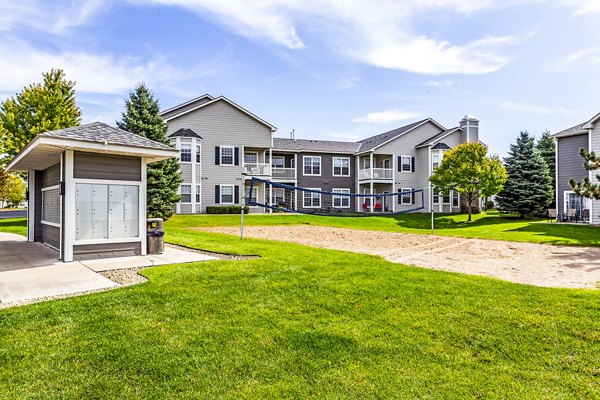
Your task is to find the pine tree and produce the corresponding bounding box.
[536,130,556,207]
[569,148,600,200]
[0,69,81,162]
[117,83,182,220]
[496,131,553,218]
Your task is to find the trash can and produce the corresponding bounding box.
[147,218,165,254]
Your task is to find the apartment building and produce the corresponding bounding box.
[553,111,600,224]
[162,95,480,214]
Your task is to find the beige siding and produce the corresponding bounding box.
[376,121,442,197]
[166,99,272,212]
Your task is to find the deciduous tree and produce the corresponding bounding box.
[0,69,81,162]
[430,142,507,222]
[117,83,182,220]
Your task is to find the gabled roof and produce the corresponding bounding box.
[160,94,214,120]
[582,111,600,129]
[553,122,588,138]
[7,122,178,171]
[161,95,277,131]
[432,142,451,150]
[357,118,445,153]
[273,138,360,154]
[38,122,174,150]
[416,127,460,148]
[169,128,202,139]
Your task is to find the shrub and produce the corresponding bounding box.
[485,200,495,210]
[206,206,250,214]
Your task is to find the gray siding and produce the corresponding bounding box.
[41,164,60,187]
[591,122,600,224]
[166,99,272,212]
[557,133,588,214]
[34,171,43,242]
[296,152,356,212]
[162,97,212,120]
[74,152,141,181]
[41,224,60,249]
[73,242,141,261]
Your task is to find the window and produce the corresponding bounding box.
[564,191,586,213]
[303,156,321,176]
[41,186,60,226]
[333,157,350,176]
[195,145,201,163]
[400,188,412,205]
[220,146,234,165]
[195,185,201,203]
[363,157,371,169]
[75,183,139,241]
[401,156,412,172]
[443,192,450,204]
[383,159,391,169]
[244,152,258,164]
[433,188,440,205]
[271,188,285,206]
[180,185,191,203]
[333,188,350,208]
[432,151,441,169]
[271,156,285,168]
[303,188,321,208]
[180,144,191,162]
[452,191,459,207]
[245,185,257,205]
[220,185,234,204]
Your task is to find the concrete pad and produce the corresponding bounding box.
[0,263,117,303]
[82,246,217,272]
[0,233,62,272]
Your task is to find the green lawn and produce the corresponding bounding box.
[0,216,598,398]
[169,211,600,247]
[0,218,27,236]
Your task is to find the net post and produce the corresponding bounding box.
[240,175,247,240]
[430,184,435,235]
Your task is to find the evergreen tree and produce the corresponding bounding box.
[536,130,556,206]
[117,83,182,220]
[496,131,553,218]
[0,69,81,162]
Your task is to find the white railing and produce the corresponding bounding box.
[359,168,393,180]
[271,167,296,179]
[242,163,271,176]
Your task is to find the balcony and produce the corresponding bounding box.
[242,163,271,176]
[359,168,393,181]
[271,167,296,179]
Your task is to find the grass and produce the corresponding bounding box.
[169,210,600,247]
[0,218,27,236]
[0,216,598,398]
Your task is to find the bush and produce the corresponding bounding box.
[485,200,495,210]
[206,206,250,214]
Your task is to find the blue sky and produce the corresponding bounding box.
[1,1,599,156]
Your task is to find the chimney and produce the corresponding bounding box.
[460,115,479,143]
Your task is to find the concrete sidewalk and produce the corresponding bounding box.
[0,232,216,304]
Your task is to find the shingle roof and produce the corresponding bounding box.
[357,119,432,152]
[553,122,587,137]
[416,127,460,148]
[169,128,202,139]
[273,138,361,153]
[39,122,174,150]
[432,142,451,150]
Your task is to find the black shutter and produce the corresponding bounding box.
[215,146,220,165]
[411,157,415,173]
[397,189,401,204]
[397,156,402,172]
[215,185,220,203]
[411,190,416,205]
[234,185,240,204]
[234,147,240,166]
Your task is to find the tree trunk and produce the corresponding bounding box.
[467,193,473,222]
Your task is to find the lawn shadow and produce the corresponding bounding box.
[508,223,600,247]
[389,214,525,231]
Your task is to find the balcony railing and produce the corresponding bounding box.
[271,167,296,179]
[242,163,271,176]
[359,168,393,180]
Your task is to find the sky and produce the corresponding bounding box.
[1,0,600,156]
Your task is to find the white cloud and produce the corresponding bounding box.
[553,47,600,70]
[353,109,421,124]
[425,80,457,88]
[558,0,600,15]
[0,39,220,96]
